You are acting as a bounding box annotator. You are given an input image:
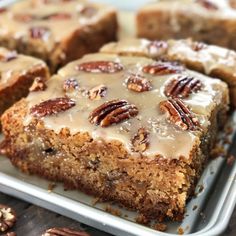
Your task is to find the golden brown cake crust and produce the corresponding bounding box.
[0,52,229,221]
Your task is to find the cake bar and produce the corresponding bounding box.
[101,38,236,106]
[0,0,117,72]
[137,0,236,50]
[0,47,49,129]
[0,53,229,220]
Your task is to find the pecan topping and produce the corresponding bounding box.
[132,128,150,152]
[89,99,138,127]
[41,227,90,236]
[195,0,218,10]
[191,41,207,51]
[142,61,183,75]
[0,205,16,232]
[30,97,75,117]
[76,61,124,73]
[80,6,97,17]
[29,26,50,39]
[29,77,47,92]
[164,76,203,98]
[88,84,107,100]
[43,13,71,20]
[0,51,17,62]
[14,13,36,22]
[126,73,152,92]
[0,8,7,13]
[159,99,199,130]
[147,40,168,57]
[63,78,79,92]
[5,232,16,236]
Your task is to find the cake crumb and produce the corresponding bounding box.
[210,145,227,158]
[105,205,121,217]
[224,125,233,135]
[198,185,204,194]
[192,205,198,211]
[48,182,56,192]
[152,222,167,232]
[227,155,235,166]
[178,227,184,235]
[91,197,100,206]
[135,214,150,225]
[200,212,206,221]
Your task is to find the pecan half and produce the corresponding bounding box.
[164,75,203,98]
[88,84,107,100]
[80,6,97,17]
[0,8,7,13]
[41,227,90,236]
[142,61,183,75]
[76,61,124,73]
[63,78,79,92]
[195,0,218,10]
[147,40,168,57]
[4,232,16,236]
[0,205,16,232]
[29,26,50,39]
[126,73,152,92]
[132,128,149,152]
[29,77,47,92]
[0,51,17,62]
[30,97,75,117]
[191,41,207,51]
[159,99,199,130]
[89,99,138,127]
[14,13,36,22]
[43,13,71,20]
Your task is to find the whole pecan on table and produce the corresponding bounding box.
[147,40,168,57]
[164,75,203,98]
[30,97,76,117]
[0,205,16,233]
[132,128,150,152]
[142,61,183,75]
[29,77,47,92]
[88,84,107,100]
[159,98,200,131]
[41,227,90,236]
[125,73,152,92]
[76,61,124,73]
[89,99,138,127]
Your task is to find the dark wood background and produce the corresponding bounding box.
[0,192,235,236]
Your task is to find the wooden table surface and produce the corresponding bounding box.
[0,192,235,236]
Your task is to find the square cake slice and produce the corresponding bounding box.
[0,47,49,128]
[101,38,236,107]
[0,0,117,72]
[137,0,236,50]
[0,53,229,221]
